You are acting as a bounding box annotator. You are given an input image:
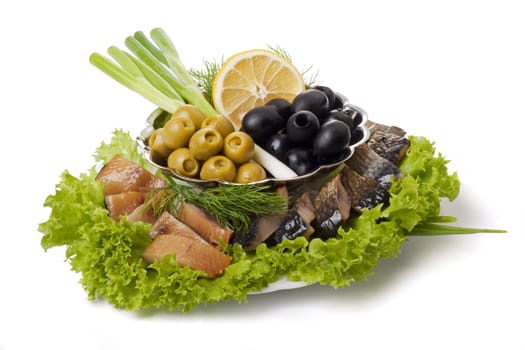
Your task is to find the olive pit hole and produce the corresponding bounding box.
[294,114,309,127]
[228,136,242,148]
[183,159,198,173]
[205,131,218,143]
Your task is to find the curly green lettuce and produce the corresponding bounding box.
[39,131,461,312]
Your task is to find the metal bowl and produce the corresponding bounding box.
[137,94,369,187]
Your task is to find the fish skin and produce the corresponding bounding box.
[250,193,317,248]
[143,212,232,278]
[266,211,312,246]
[345,143,400,186]
[104,191,145,221]
[96,155,165,196]
[340,167,390,213]
[176,202,233,246]
[294,192,316,225]
[142,234,232,278]
[338,121,408,212]
[311,174,351,240]
[149,211,207,242]
[97,156,166,223]
[234,214,287,249]
[366,121,410,164]
[232,184,290,248]
[126,203,158,225]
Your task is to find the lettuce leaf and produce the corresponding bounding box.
[39,131,460,312]
[382,136,460,231]
[93,129,150,169]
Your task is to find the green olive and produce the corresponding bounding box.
[167,148,200,178]
[200,114,235,138]
[171,104,206,131]
[223,131,255,164]
[235,162,267,183]
[200,155,236,182]
[162,115,195,149]
[188,127,223,160]
[148,128,172,158]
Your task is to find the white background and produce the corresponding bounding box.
[1,0,524,349]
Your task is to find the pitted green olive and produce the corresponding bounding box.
[223,131,255,164]
[235,162,267,183]
[148,128,172,158]
[162,115,195,149]
[167,148,200,178]
[189,127,223,160]
[200,155,236,182]
[200,114,235,138]
[171,104,206,131]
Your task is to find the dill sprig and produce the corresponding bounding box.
[268,44,319,88]
[301,65,320,88]
[189,57,223,101]
[267,44,293,62]
[145,179,288,232]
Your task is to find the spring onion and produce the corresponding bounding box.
[89,28,215,116]
[89,50,183,113]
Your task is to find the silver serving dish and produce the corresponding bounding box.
[137,94,370,187]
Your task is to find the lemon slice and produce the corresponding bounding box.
[212,49,305,129]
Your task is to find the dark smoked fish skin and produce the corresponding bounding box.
[233,214,287,249]
[366,121,410,164]
[311,174,351,240]
[340,167,390,212]
[341,121,409,212]
[267,212,311,246]
[345,143,400,186]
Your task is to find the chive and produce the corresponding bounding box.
[408,222,507,236]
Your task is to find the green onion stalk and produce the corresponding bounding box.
[409,216,506,236]
[89,28,215,116]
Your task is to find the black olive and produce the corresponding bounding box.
[350,128,364,145]
[313,120,351,160]
[241,106,285,145]
[313,85,336,110]
[265,133,293,162]
[353,113,363,129]
[286,148,316,175]
[332,94,344,110]
[291,89,330,118]
[321,109,354,132]
[265,98,292,119]
[286,110,320,146]
[316,147,351,165]
[343,107,364,128]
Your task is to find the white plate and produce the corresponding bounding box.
[250,277,312,294]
